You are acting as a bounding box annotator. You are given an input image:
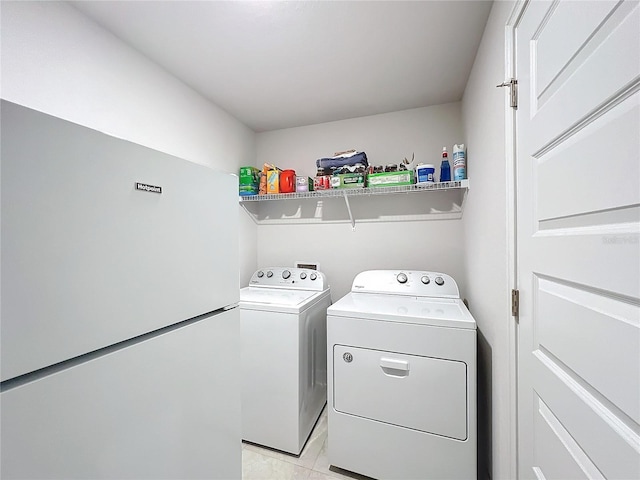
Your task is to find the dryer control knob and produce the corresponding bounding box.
[421,275,430,284]
[310,272,318,281]
[266,271,274,278]
[397,273,408,284]
[300,272,307,280]
[257,271,264,278]
[435,276,445,286]
[282,270,291,279]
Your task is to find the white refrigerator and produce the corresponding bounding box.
[0,100,241,479]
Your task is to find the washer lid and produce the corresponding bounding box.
[239,287,327,313]
[327,292,476,329]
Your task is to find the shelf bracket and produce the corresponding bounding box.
[343,192,356,230]
[460,179,470,214]
[239,200,260,224]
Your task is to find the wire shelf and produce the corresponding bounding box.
[239,179,469,202]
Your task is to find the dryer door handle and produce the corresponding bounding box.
[380,357,410,376]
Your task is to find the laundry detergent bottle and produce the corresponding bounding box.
[439,147,451,182]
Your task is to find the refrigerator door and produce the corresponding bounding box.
[1,101,239,381]
[1,308,241,480]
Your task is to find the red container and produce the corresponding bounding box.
[280,170,296,193]
[313,175,332,190]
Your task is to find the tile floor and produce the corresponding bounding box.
[242,405,372,480]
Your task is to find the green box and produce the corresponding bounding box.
[330,173,365,189]
[367,170,414,187]
[239,166,260,186]
[239,166,259,176]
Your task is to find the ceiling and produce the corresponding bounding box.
[69,1,493,133]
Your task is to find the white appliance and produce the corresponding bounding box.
[0,101,241,479]
[327,270,477,480]
[240,267,331,455]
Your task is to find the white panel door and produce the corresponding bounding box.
[515,1,640,479]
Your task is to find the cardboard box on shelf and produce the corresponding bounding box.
[330,173,366,189]
[313,175,332,190]
[368,171,414,187]
[296,176,314,192]
[239,166,260,183]
[266,170,280,194]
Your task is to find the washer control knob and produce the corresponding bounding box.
[435,276,445,286]
[266,271,273,278]
[257,271,264,278]
[282,270,291,279]
[300,272,307,280]
[421,275,430,285]
[310,272,318,281]
[397,273,408,284]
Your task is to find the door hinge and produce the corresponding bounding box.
[497,79,518,109]
[511,289,520,317]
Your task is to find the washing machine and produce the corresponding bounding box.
[327,270,476,480]
[240,267,331,455]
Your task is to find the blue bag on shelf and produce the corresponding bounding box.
[316,151,368,169]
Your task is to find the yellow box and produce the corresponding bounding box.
[266,170,280,194]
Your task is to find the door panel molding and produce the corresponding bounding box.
[535,396,606,480]
[514,1,640,479]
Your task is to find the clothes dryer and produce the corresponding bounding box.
[327,270,476,479]
[240,267,331,455]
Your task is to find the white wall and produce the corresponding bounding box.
[254,103,466,301]
[0,0,258,286]
[461,2,516,479]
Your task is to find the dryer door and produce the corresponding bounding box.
[333,345,468,440]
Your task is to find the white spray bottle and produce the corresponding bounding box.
[453,144,466,181]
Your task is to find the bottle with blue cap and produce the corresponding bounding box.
[439,147,451,182]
